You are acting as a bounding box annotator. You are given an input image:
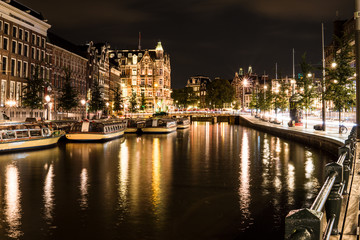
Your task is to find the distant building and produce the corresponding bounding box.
[185,75,211,108]
[0,0,50,119]
[231,67,258,110]
[46,31,87,119]
[109,42,172,112]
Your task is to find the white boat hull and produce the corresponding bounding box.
[177,124,190,129]
[66,130,124,141]
[0,136,61,153]
[141,126,177,133]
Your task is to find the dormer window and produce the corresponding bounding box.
[139,53,143,57]
[132,54,137,65]
[117,53,122,58]
[128,53,132,58]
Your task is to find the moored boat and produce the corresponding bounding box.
[124,118,146,133]
[176,117,190,129]
[0,122,64,153]
[141,118,177,133]
[66,119,126,141]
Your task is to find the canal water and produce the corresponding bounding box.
[0,122,334,240]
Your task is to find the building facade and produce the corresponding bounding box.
[185,75,211,108]
[109,42,172,113]
[0,0,50,120]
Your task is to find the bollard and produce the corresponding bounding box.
[285,208,324,240]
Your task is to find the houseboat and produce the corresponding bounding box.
[124,118,146,133]
[66,120,126,141]
[0,122,64,153]
[176,117,190,129]
[141,118,177,133]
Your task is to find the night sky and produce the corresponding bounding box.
[19,0,354,89]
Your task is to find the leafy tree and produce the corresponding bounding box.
[249,86,260,114]
[205,78,234,109]
[171,87,197,109]
[296,53,318,128]
[58,68,79,115]
[22,65,48,114]
[273,79,290,117]
[111,85,123,114]
[88,79,105,118]
[325,34,355,132]
[129,87,138,113]
[140,92,146,111]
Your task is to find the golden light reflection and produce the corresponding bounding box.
[152,138,161,215]
[79,168,89,209]
[305,151,314,179]
[118,143,129,207]
[5,164,22,239]
[239,131,250,215]
[43,164,54,223]
[287,163,295,205]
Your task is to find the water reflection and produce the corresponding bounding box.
[239,130,251,226]
[43,163,54,223]
[80,168,89,209]
[5,164,22,239]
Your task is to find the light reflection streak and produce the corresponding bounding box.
[118,143,129,207]
[239,131,250,217]
[152,138,162,217]
[43,164,54,223]
[287,164,295,204]
[5,164,22,238]
[79,168,89,209]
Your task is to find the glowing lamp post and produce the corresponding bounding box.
[45,95,51,120]
[81,99,86,119]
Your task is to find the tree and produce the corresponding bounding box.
[325,34,355,133]
[205,78,234,109]
[58,68,79,115]
[88,79,105,118]
[273,79,290,118]
[171,87,197,109]
[111,85,123,114]
[296,53,318,128]
[22,65,48,115]
[249,86,260,114]
[140,92,146,111]
[129,87,138,113]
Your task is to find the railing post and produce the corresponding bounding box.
[324,160,345,235]
[339,146,351,193]
[285,208,324,240]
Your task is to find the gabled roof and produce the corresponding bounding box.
[2,0,46,21]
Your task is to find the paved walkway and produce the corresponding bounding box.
[241,114,350,144]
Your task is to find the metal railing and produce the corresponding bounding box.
[285,126,357,240]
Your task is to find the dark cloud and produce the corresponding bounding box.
[18,0,354,88]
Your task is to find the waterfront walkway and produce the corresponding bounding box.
[238,115,357,239]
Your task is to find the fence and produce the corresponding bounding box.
[285,126,357,240]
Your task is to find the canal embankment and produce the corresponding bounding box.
[236,115,346,156]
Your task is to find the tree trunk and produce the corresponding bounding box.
[305,108,308,128]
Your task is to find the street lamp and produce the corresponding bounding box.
[45,95,50,120]
[81,99,86,119]
[5,100,16,120]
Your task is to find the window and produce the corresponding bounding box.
[9,81,15,99]
[16,82,21,104]
[24,31,29,42]
[17,42,22,55]
[32,34,36,45]
[41,51,45,61]
[0,21,2,31]
[4,22,9,35]
[37,36,40,47]
[2,56,7,74]
[3,37,8,50]
[132,68,137,76]
[11,40,16,54]
[10,59,15,76]
[18,29,23,40]
[12,26,17,38]
[37,49,40,60]
[1,80,6,107]
[141,79,145,85]
[17,60,21,77]
[159,79,163,85]
[31,47,35,59]
[23,62,28,78]
[24,44,28,57]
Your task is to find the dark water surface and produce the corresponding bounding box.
[0,122,335,240]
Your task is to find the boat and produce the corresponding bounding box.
[45,119,78,133]
[141,118,177,133]
[124,118,146,133]
[0,122,64,153]
[65,119,126,141]
[176,117,190,129]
